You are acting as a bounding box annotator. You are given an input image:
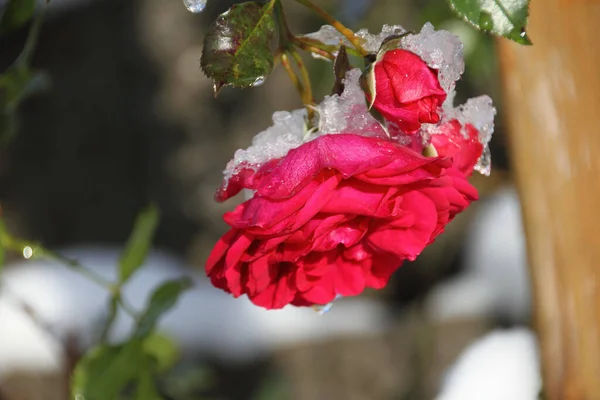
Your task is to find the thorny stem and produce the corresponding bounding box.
[293,0,368,56]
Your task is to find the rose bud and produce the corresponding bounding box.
[366,49,447,134]
[429,119,484,176]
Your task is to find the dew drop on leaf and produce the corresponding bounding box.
[22,246,33,259]
[183,0,207,13]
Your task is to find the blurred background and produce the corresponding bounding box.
[0,0,535,399]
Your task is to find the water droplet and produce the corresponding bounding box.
[213,81,225,96]
[474,146,492,176]
[183,0,206,13]
[520,30,527,38]
[312,294,342,315]
[251,76,265,87]
[22,246,33,259]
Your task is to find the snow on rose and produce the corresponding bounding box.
[206,24,496,310]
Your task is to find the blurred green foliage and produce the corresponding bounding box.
[0,0,50,145]
[0,0,35,34]
[71,207,193,400]
[119,205,160,283]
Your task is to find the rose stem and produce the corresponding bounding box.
[291,38,335,61]
[280,53,305,99]
[288,49,314,105]
[292,0,368,56]
[275,0,315,119]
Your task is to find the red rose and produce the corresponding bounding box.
[369,49,447,133]
[206,134,477,309]
[429,120,484,176]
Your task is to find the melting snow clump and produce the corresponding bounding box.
[434,95,496,175]
[312,69,382,136]
[222,69,383,186]
[400,23,464,93]
[355,24,407,53]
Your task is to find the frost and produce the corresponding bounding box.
[400,23,464,93]
[223,110,307,184]
[301,24,407,56]
[456,96,496,145]
[474,146,493,176]
[453,96,496,175]
[300,24,406,57]
[301,25,352,50]
[312,69,383,137]
[431,95,496,176]
[222,69,383,185]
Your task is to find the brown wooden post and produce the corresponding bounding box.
[498,1,600,399]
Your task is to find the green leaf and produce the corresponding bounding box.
[448,0,532,45]
[143,333,180,372]
[118,204,159,283]
[134,277,193,338]
[71,341,144,400]
[0,0,36,35]
[135,359,164,400]
[201,1,275,94]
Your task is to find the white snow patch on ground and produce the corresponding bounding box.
[436,328,541,400]
[0,246,391,376]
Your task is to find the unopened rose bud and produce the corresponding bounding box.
[364,48,447,134]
